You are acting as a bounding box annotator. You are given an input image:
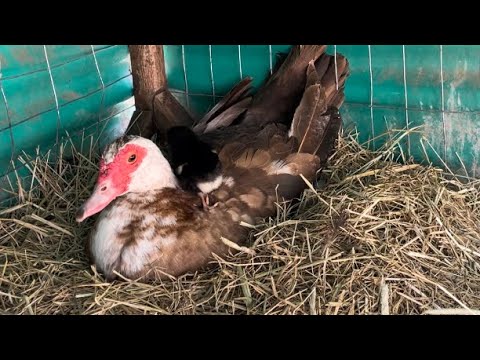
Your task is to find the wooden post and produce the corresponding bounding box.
[127,45,166,138]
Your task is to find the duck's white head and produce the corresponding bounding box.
[76,135,177,222]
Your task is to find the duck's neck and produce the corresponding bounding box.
[128,150,179,192]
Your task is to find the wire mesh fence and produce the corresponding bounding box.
[2,44,480,206]
[0,45,135,205]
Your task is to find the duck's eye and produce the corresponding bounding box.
[128,154,137,163]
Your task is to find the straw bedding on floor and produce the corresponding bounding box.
[1,130,480,315]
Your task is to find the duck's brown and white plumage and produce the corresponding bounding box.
[76,45,350,281]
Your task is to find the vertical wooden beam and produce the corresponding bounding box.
[129,45,167,109]
[127,45,166,138]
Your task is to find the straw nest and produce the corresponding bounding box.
[1,129,480,315]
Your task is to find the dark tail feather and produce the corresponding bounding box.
[198,46,349,156]
[322,54,350,108]
[193,77,253,134]
[241,45,327,127]
[290,62,328,154]
[290,52,350,160]
[202,97,252,133]
[315,107,342,165]
[314,52,350,109]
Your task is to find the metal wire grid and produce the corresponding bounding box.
[1,44,478,205]
[0,45,135,177]
[0,45,135,205]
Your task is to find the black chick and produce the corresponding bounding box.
[166,126,222,209]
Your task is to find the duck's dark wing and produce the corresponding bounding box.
[192,78,253,134]
[197,47,349,153]
[240,45,327,128]
[208,48,351,230]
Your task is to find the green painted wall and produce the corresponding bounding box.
[0,45,134,205]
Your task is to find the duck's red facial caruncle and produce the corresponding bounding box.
[76,144,147,222]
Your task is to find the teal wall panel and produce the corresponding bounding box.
[0,45,134,205]
[2,44,480,206]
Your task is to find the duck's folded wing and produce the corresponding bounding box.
[241,45,327,127]
[216,55,350,227]
[193,78,253,134]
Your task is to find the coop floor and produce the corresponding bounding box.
[1,133,480,315]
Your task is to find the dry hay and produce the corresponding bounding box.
[1,129,480,315]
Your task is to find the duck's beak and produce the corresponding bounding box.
[76,181,118,222]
